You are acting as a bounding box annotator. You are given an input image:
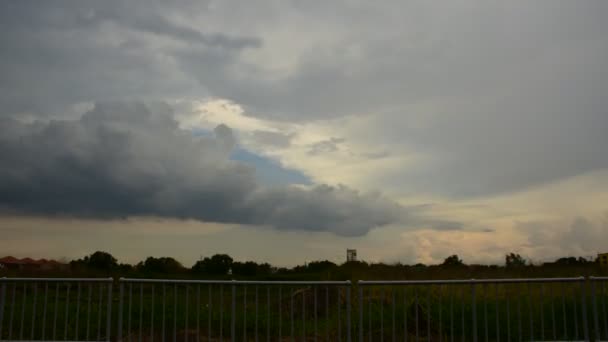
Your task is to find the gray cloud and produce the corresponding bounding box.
[0,102,444,236]
[2,1,608,199]
[307,138,345,156]
[250,130,293,148]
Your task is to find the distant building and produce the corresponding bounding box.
[0,256,66,271]
[346,249,357,262]
[598,253,608,266]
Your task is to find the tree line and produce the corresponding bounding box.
[60,251,604,279]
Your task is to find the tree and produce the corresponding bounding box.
[71,251,118,271]
[138,257,183,274]
[441,255,464,267]
[192,254,233,275]
[505,253,526,268]
[232,261,259,276]
[306,260,337,273]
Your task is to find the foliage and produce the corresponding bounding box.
[192,254,233,275]
[505,253,527,268]
[137,256,184,274]
[70,251,118,271]
[441,255,464,267]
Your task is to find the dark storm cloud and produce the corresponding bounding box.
[2,0,608,199]
[0,0,259,116]
[0,102,433,236]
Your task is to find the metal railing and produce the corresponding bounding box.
[0,277,114,342]
[358,277,589,342]
[1,276,607,341]
[117,278,352,342]
[590,277,608,342]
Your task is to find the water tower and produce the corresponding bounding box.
[346,249,357,262]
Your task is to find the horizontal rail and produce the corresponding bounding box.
[358,276,584,285]
[589,276,608,281]
[119,277,351,285]
[0,277,113,282]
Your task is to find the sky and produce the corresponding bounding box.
[1,1,608,267]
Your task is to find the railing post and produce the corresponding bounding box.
[107,279,113,342]
[591,277,600,342]
[231,282,236,342]
[118,279,124,342]
[359,284,363,342]
[0,278,6,339]
[347,282,352,342]
[471,280,477,342]
[580,277,589,342]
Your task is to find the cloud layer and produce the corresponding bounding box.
[0,102,416,236]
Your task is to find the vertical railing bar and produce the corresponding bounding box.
[266,286,270,342]
[314,286,318,342]
[380,287,384,342]
[603,281,608,340]
[593,280,600,342]
[63,283,69,341]
[505,284,509,342]
[173,284,177,342]
[426,286,431,341]
[347,285,352,342]
[128,283,132,342]
[483,285,487,342]
[427,287,431,342]
[368,289,372,342]
[20,282,27,340]
[338,287,342,342]
[52,283,58,341]
[0,281,5,340]
[106,282,112,342]
[185,285,189,342]
[460,286,464,342]
[42,282,49,341]
[139,283,144,342]
[550,284,556,342]
[244,285,248,342]
[74,283,80,342]
[392,288,396,342]
[403,287,407,342]
[561,282,567,340]
[580,278,589,342]
[449,286,453,342]
[290,287,294,342]
[527,282,533,342]
[359,286,363,342]
[196,284,200,342]
[9,283,16,340]
[118,282,124,342]
[87,283,92,341]
[439,285,442,342]
[574,284,579,340]
[302,287,305,342]
[415,286,419,342]
[495,283,501,342]
[279,286,283,341]
[128,283,133,342]
[151,285,155,342]
[472,282,477,342]
[207,285,211,342]
[31,282,38,340]
[220,285,223,342]
[231,284,236,342]
[97,283,103,342]
[255,285,259,342]
[517,283,521,342]
[162,284,166,342]
[539,283,544,342]
[325,286,328,342]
